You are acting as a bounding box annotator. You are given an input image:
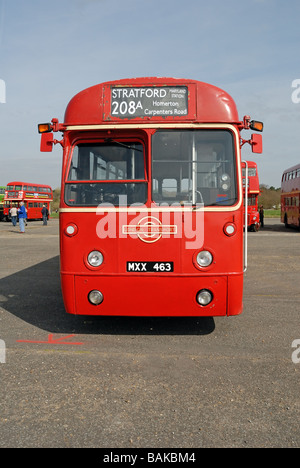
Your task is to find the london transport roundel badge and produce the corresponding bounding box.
[122,216,177,243]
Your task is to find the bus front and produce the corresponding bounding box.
[0,186,5,220]
[38,78,263,317]
[242,162,260,232]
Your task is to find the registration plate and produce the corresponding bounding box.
[127,262,174,272]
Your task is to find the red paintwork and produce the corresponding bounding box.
[64,77,240,125]
[39,77,262,317]
[242,162,260,231]
[59,210,244,316]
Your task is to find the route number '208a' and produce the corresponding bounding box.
[112,100,143,116]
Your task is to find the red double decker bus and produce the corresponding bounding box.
[281,163,300,229]
[242,161,260,231]
[4,181,53,221]
[38,77,263,317]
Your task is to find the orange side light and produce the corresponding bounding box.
[38,123,52,133]
[250,120,264,132]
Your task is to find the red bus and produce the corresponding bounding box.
[4,181,53,221]
[242,161,260,231]
[0,186,5,220]
[281,163,300,229]
[38,77,263,317]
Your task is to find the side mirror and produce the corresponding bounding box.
[40,132,54,152]
[251,134,263,154]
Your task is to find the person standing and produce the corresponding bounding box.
[10,205,18,226]
[259,205,264,228]
[41,204,49,225]
[18,202,26,233]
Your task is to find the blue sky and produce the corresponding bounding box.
[0,0,300,188]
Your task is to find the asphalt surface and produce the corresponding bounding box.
[0,217,299,448]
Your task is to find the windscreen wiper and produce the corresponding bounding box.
[104,139,143,152]
[209,198,238,206]
[191,198,238,210]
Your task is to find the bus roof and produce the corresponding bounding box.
[64,77,240,126]
[242,161,257,168]
[282,163,300,174]
[6,182,52,188]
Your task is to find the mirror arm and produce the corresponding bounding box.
[240,137,250,148]
[53,138,65,148]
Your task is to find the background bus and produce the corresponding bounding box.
[0,186,5,220]
[3,181,53,221]
[242,161,260,231]
[38,77,263,317]
[281,164,300,229]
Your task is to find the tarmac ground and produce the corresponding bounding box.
[0,217,299,448]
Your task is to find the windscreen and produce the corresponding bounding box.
[65,141,147,206]
[152,129,237,206]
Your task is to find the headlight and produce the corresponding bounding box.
[196,289,213,306]
[87,250,104,267]
[88,290,104,305]
[196,250,213,267]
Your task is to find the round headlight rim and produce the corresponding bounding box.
[194,249,214,270]
[88,289,104,306]
[87,249,104,269]
[196,289,214,307]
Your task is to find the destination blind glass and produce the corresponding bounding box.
[110,86,188,119]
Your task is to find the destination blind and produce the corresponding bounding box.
[110,86,188,119]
